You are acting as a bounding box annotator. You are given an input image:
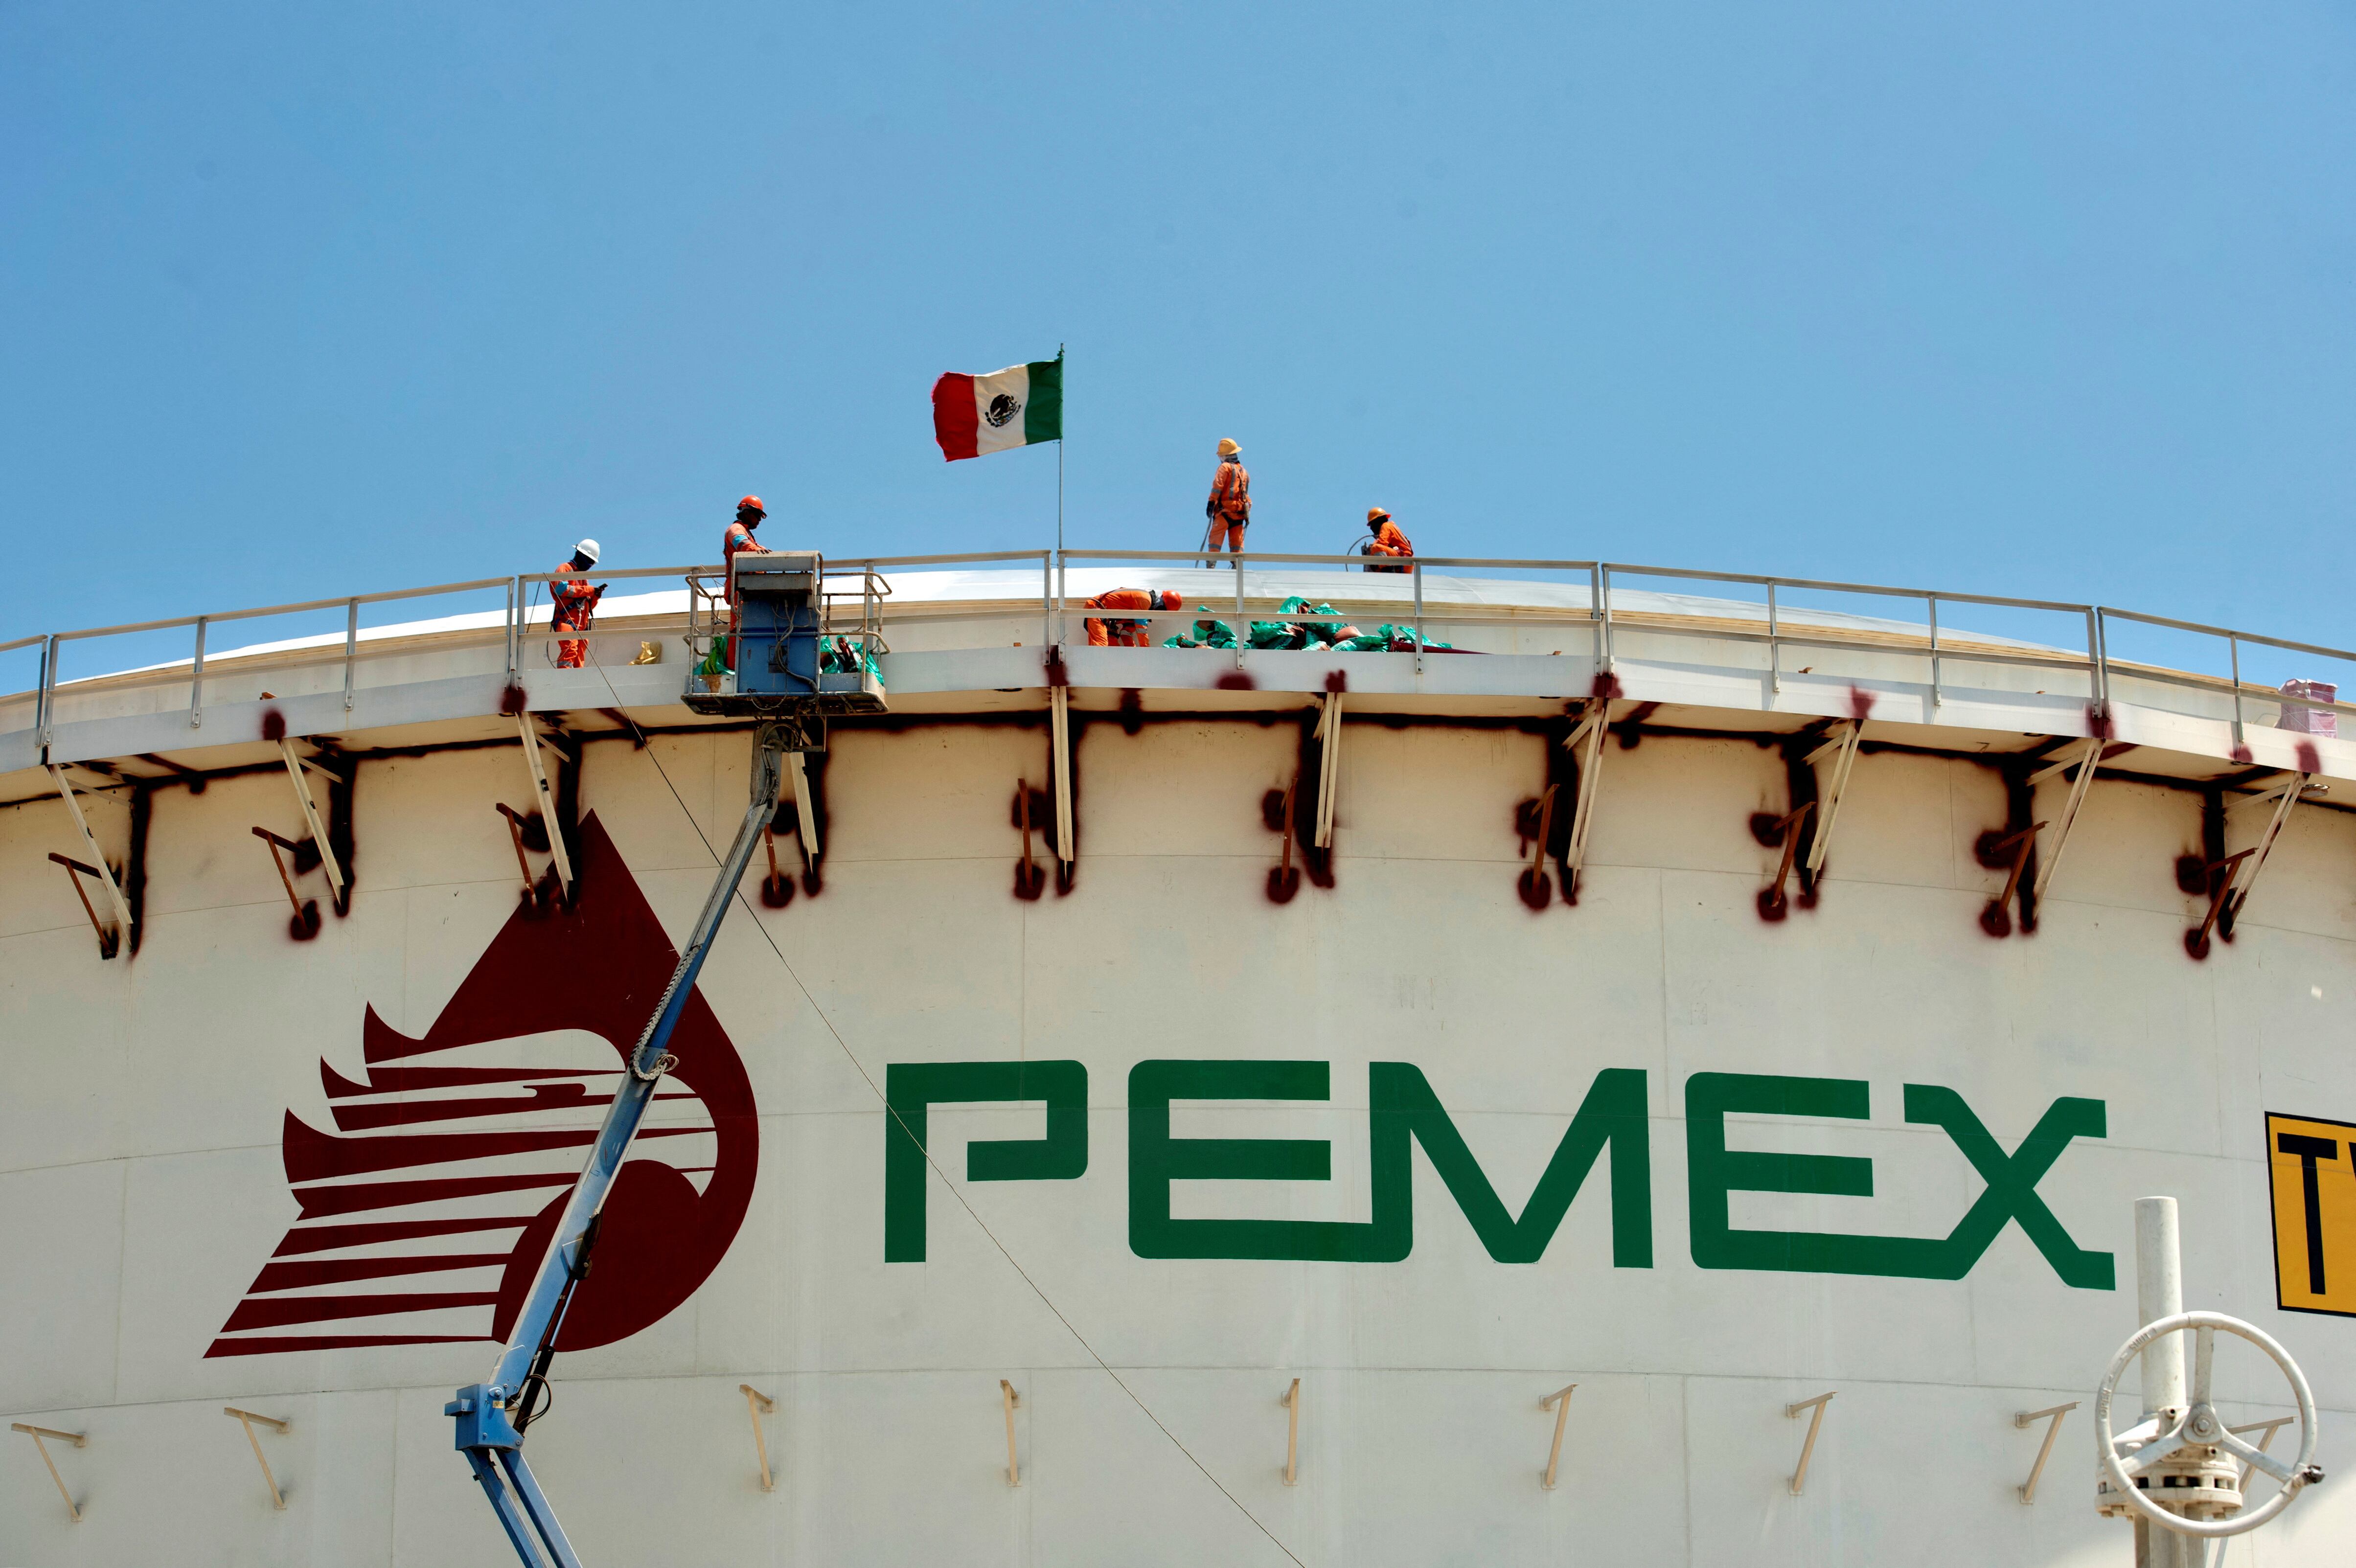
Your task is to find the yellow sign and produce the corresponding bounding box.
[2267,1112,2356,1317]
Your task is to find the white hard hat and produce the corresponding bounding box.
[575,539,600,564]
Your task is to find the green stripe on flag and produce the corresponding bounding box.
[1023,354,1062,445]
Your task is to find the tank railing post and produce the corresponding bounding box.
[1767,581,1780,698]
[1235,555,1248,670]
[1412,559,1424,675]
[505,577,520,682]
[189,614,208,729]
[2229,634,2246,754]
[2014,1401,2077,1502]
[1539,1384,1577,1490]
[2085,608,2105,716]
[37,634,56,756]
[1043,552,1053,649]
[343,598,360,710]
[1785,1392,1834,1495]
[1598,566,1615,673]
[1927,594,1942,707]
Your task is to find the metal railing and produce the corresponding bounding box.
[7,546,2354,758]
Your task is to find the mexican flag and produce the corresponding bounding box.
[932,352,1062,461]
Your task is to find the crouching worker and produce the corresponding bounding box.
[1085,588,1185,646]
[1362,508,1414,572]
[550,539,606,668]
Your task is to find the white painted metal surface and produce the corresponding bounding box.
[2,567,2352,1566]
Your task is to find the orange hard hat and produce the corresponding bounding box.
[737,495,766,517]
[1367,506,1390,524]
[1159,591,1185,610]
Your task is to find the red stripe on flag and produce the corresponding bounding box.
[932,373,979,461]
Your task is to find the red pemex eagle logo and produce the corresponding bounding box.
[207,814,757,1358]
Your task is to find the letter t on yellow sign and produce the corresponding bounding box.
[2266,1112,2356,1316]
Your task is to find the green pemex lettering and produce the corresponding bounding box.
[884,1061,1087,1262]
[1685,1072,2111,1288]
[1127,1060,1651,1265]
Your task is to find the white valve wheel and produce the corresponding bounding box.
[2094,1310,2321,1540]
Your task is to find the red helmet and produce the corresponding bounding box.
[1158,591,1186,611]
[737,495,766,518]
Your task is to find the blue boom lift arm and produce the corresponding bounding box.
[447,727,787,1568]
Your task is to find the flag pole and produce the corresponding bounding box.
[1055,342,1065,560]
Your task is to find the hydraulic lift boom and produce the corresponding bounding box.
[450,550,883,1568]
[447,727,787,1568]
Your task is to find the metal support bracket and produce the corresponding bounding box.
[1281,1378,1301,1486]
[48,854,119,958]
[1786,1392,1833,1496]
[739,1385,775,1493]
[1759,802,1815,920]
[788,752,820,860]
[225,1406,290,1510]
[13,1422,86,1522]
[515,714,576,901]
[252,827,322,933]
[1539,1384,1577,1490]
[1313,693,1344,850]
[47,765,131,951]
[1564,696,1612,877]
[1013,777,1046,899]
[2028,737,2105,901]
[493,804,546,902]
[2187,848,2257,960]
[1978,821,2046,939]
[278,741,344,897]
[1520,783,1559,907]
[2229,1416,2294,1492]
[2222,771,2317,933]
[1000,1380,1022,1488]
[1048,688,1075,863]
[2013,1401,2076,1502]
[1802,721,1864,875]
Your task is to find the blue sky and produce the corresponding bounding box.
[5,0,2353,673]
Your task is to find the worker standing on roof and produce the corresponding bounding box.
[549,540,605,668]
[1084,589,1185,647]
[1362,507,1413,573]
[1204,438,1250,566]
[722,496,769,670]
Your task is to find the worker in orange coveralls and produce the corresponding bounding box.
[1362,507,1414,573]
[1203,438,1250,566]
[722,495,769,670]
[549,539,605,668]
[1085,588,1185,647]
